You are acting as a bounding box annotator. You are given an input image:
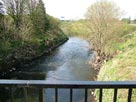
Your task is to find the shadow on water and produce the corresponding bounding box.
[1,37,97,102]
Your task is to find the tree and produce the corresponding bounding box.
[0,0,4,15]
[85,0,123,56]
[35,0,47,33]
[4,0,33,41]
[0,0,4,30]
[28,0,47,35]
[6,0,27,28]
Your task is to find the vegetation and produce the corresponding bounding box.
[122,17,131,24]
[1,0,136,101]
[85,1,136,102]
[96,30,136,102]
[60,20,90,38]
[0,0,67,71]
[85,0,123,57]
[80,0,136,101]
[61,0,135,69]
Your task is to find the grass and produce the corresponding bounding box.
[60,20,90,38]
[96,32,136,101]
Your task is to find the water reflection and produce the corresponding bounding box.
[45,89,90,102]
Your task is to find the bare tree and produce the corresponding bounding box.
[6,0,27,28]
[4,0,33,41]
[0,0,4,14]
[85,0,123,56]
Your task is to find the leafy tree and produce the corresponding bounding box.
[28,0,47,35]
[0,0,4,31]
[36,0,47,33]
[85,0,123,56]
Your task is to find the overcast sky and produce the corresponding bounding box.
[43,0,136,20]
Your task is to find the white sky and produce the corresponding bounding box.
[43,0,136,20]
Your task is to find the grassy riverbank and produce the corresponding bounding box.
[0,26,68,72]
[0,31,68,70]
[0,1,68,72]
[96,27,136,102]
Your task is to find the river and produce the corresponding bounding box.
[2,37,96,102]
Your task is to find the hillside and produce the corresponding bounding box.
[97,30,136,101]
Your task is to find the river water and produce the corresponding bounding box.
[2,37,96,102]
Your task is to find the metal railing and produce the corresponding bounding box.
[0,80,136,102]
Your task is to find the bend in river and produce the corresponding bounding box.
[6,37,96,102]
[12,37,96,81]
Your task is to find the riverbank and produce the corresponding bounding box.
[95,31,136,101]
[0,32,68,77]
[0,1,69,76]
[59,19,136,101]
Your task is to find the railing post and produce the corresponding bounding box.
[128,88,132,102]
[23,87,28,102]
[113,88,118,102]
[70,88,73,102]
[99,88,103,102]
[9,87,14,102]
[55,88,58,102]
[85,88,88,102]
[39,88,44,102]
